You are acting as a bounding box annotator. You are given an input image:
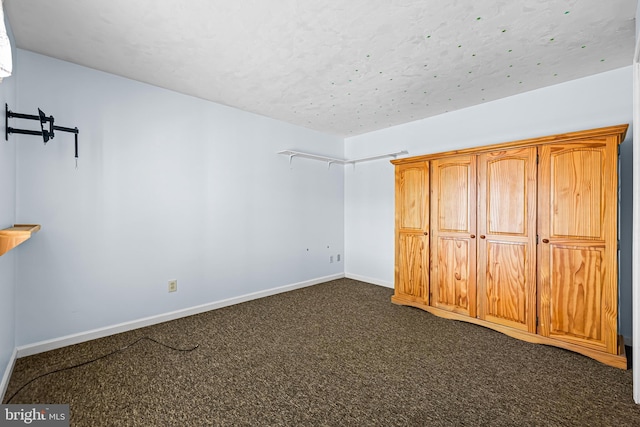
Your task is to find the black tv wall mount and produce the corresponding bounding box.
[5,103,79,163]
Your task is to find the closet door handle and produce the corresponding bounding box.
[470,234,476,239]
[480,235,486,239]
[542,238,550,244]
[423,231,428,235]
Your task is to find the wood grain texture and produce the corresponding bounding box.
[435,238,470,311]
[391,296,627,369]
[477,148,537,332]
[396,234,428,300]
[552,149,603,239]
[391,124,628,165]
[390,299,627,369]
[399,167,427,230]
[0,224,41,256]
[438,165,469,232]
[396,163,429,233]
[430,155,476,317]
[550,245,603,344]
[487,158,526,234]
[394,162,429,304]
[483,242,528,323]
[538,138,619,353]
[392,125,626,366]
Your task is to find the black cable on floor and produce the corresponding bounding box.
[4,336,199,404]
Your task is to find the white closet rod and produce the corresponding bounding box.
[278,150,408,168]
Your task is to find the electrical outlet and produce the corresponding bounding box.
[168,280,177,292]
[337,254,341,262]
[330,255,334,263]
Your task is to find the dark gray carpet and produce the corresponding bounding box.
[4,278,640,426]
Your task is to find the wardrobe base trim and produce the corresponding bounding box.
[391,295,627,369]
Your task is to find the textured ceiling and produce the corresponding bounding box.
[4,0,637,137]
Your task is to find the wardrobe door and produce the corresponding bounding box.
[394,162,430,304]
[430,155,477,317]
[477,148,537,332]
[538,140,618,353]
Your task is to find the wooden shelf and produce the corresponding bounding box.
[0,224,41,256]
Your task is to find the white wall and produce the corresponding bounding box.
[632,0,640,403]
[0,15,17,397]
[13,50,345,346]
[344,66,633,339]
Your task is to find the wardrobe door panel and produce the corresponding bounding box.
[430,155,476,316]
[394,162,430,304]
[481,241,530,326]
[399,166,428,230]
[477,148,537,332]
[549,245,603,342]
[538,140,618,353]
[397,233,428,300]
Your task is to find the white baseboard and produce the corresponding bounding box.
[0,347,18,402]
[16,273,345,358]
[345,273,393,288]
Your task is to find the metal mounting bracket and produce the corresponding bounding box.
[6,103,80,164]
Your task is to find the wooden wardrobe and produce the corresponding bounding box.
[392,124,628,368]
